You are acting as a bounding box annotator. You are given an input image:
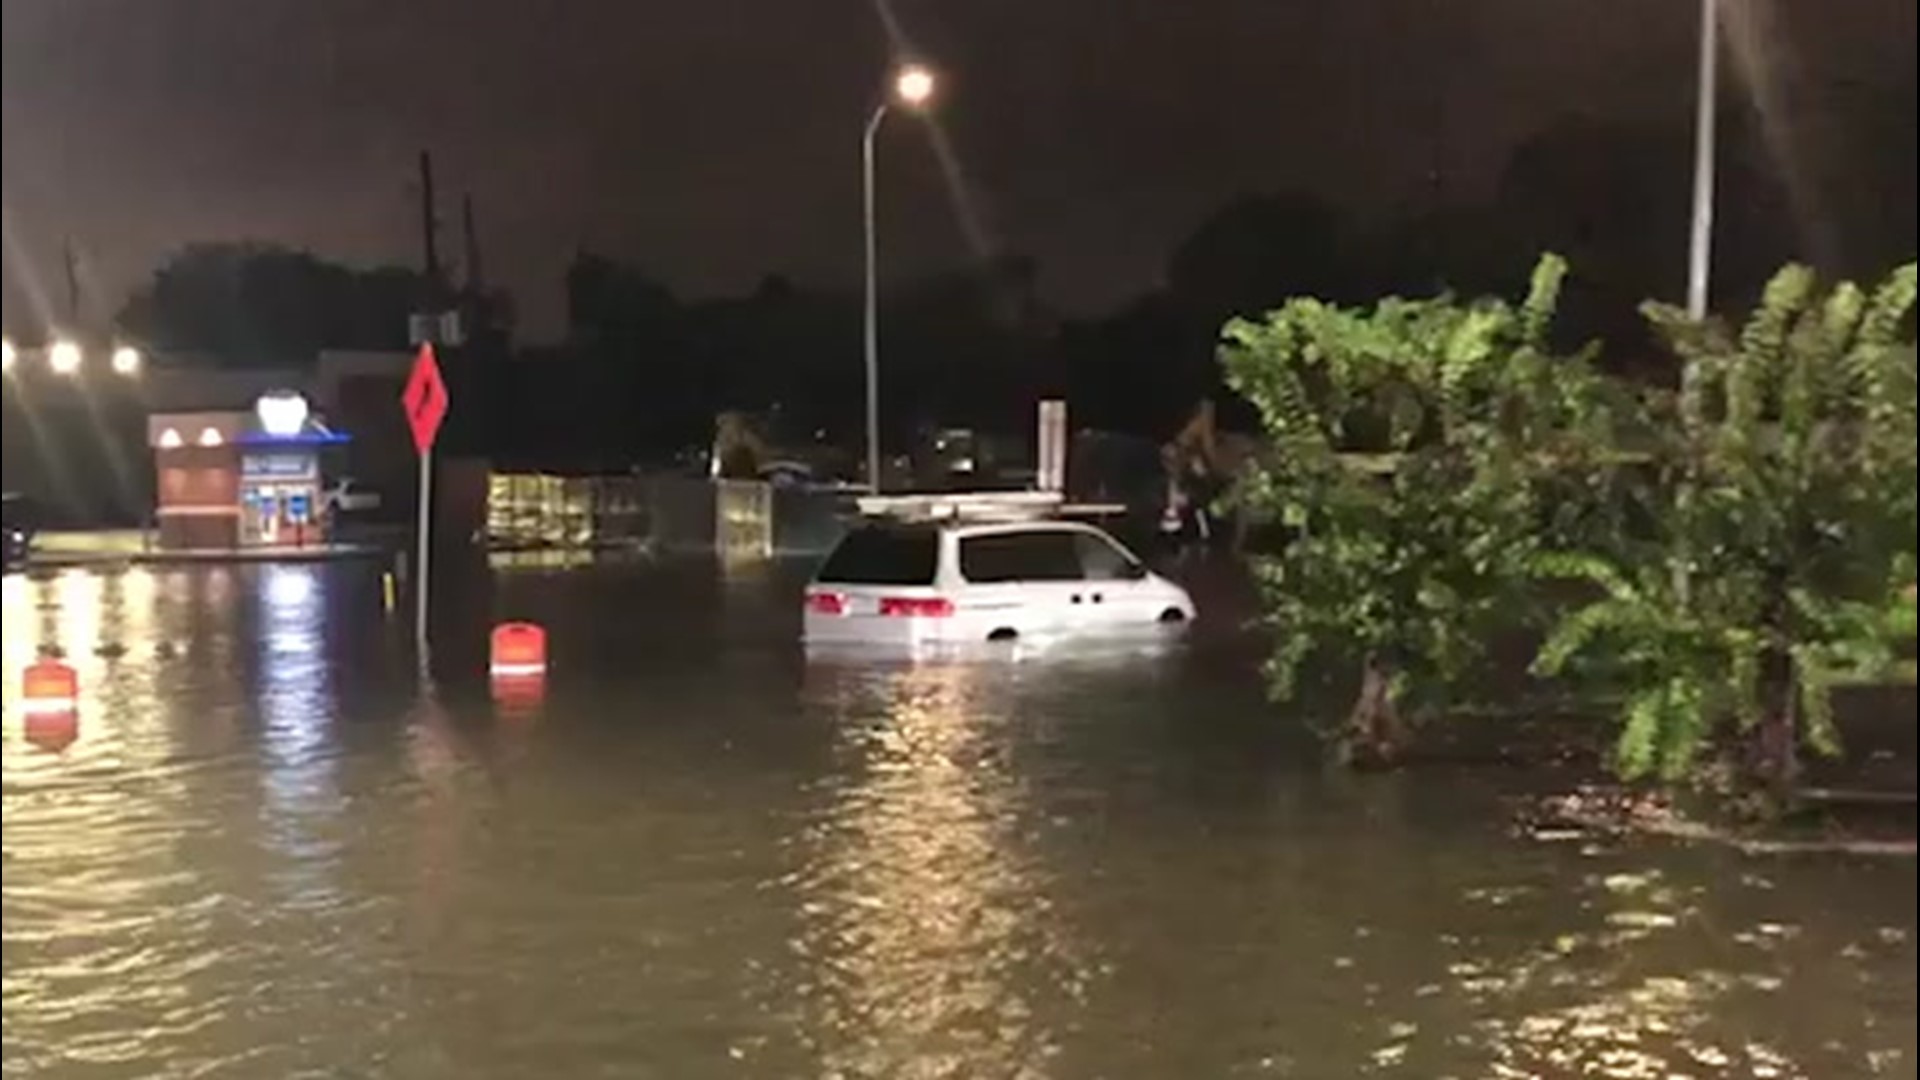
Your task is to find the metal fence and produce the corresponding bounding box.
[485,473,651,550]
[485,472,851,559]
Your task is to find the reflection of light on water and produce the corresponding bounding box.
[54,569,104,661]
[255,564,343,908]
[90,568,159,663]
[1,573,35,686]
[403,691,467,943]
[2,566,216,1060]
[203,567,234,607]
[488,549,595,572]
[804,632,1184,677]
[117,569,159,664]
[794,663,1079,1076]
[0,571,110,731]
[1455,869,1805,1079]
[4,567,168,746]
[266,566,316,609]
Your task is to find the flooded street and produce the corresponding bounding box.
[4,560,1914,1079]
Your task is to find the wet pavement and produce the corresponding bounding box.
[3,559,1915,1078]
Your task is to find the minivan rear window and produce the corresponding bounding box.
[817,525,939,586]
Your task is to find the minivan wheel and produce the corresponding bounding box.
[987,628,1019,643]
[1158,608,1188,624]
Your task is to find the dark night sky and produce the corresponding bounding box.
[3,0,1912,341]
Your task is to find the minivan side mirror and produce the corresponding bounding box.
[1121,561,1150,581]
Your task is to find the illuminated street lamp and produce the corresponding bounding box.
[111,345,143,376]
[48,340,83,376]
[894,65,936,108]
[862,62,939,493]
[1,338,15,373]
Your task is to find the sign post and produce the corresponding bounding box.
[402,344,449,657]
[1037,400,1068,494]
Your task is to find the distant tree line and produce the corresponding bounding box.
[86,101,1920,464]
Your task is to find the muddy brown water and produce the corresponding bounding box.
[3,560,1913,1078]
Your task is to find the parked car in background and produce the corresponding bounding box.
[3,493,38,570]
[322,478,382,515]
[757,460,817,489]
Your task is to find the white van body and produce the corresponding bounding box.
[803,507,1196,648]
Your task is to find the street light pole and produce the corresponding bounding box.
[1686,0,1719,321]
[863,102,887,495]
[860,63,936,495]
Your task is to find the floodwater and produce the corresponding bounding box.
[3,559,1914,1079]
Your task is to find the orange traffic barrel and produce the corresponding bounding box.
[489,622,548,677]
[21,659,79,715]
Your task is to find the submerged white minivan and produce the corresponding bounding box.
[803,495,1196,648]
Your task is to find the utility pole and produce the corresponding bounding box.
[461,194,484,293]
[419,151,442,296]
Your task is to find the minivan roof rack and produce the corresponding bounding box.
[856,491,1064,523]
[854,491,1129,523]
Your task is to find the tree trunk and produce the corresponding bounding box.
[1751,646,1801,809]
[1748,572,1801,813]
[1343,657,1410,770]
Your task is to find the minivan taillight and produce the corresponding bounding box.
[806,592,847,616]
[880,596,955,618]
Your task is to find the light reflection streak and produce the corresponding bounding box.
[54,568,104,663]
[1462,868,1802,1078]
[4,567,173,747]
[404,690,465,943]
[1,572,37,688]
[794,662,1080,1077]
[2,565,219,1063]
[93,568,160,664]
[116,567,158,636]
[865,0,997,263]
[1720,0,1838,271]
[254,564,344,910]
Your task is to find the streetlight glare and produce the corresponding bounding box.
[112,346,143,376]
[49,341,83,376]
[894,65,936,108]
[1,338,16,372]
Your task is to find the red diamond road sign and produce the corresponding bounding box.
[402,344,448,455]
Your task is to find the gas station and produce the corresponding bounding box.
[147,391,350,550]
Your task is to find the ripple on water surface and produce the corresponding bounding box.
[3,562,1914,1078]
